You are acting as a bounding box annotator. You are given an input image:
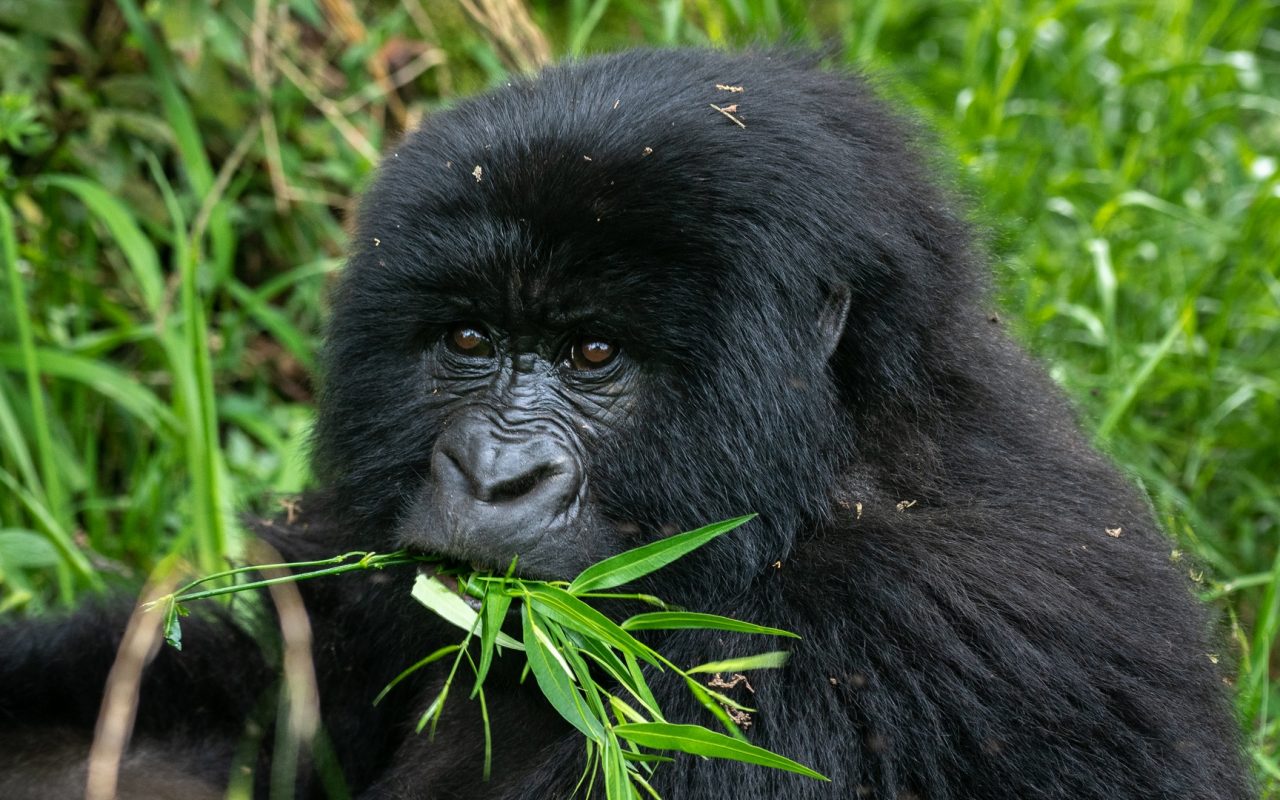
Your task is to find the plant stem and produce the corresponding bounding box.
[157,551,425,606]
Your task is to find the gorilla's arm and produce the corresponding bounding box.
[0,602,273,797]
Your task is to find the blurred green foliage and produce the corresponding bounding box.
[0,0,1277,789]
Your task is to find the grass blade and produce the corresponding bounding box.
[0,345,179,431]
[1,199,73,598]
[115,0,233,280]
[41,175,164,314]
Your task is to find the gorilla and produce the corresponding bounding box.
[0,49,1253,799]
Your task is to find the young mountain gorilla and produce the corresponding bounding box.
[0,49,1252,799]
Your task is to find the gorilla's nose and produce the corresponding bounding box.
[432,421,582,535]
[443,443,572,504]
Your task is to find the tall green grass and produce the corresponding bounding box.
[0,0,1276,790]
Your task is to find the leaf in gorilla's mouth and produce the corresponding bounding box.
[151,514,830,795]
[416,560,483,611]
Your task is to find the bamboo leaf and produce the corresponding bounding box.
[607,694,650,726]
[577,636,663,720]
[625,652,662,721]
[552,625,609,722]
[522,602,605,742]
[612,723,827,781]
[527,584,659,666]
[568,515,755,594]
[619,751,674,765]
[374,644,461,706]
[411,574,522,651]
[683,675,747,740]
[687,651,791,675]
[414,687,449,734]
[621,611,799,638]
[603,733,638,800]
[473,583,514,694]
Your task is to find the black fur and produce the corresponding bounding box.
[0,49,1252,799]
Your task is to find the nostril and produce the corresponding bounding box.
[482,463,561,503]
[444,450,467,481]
[434,449,474,494]
[433,428,579,508]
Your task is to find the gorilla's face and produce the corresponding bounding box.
[396,307,640,578]
[311,52,951,587]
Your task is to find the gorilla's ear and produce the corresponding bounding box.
[818,285,852,360]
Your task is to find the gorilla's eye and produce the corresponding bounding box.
[446,324,493,358]
[570,336,617,370]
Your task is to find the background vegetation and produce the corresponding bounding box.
[1,0,1276,790]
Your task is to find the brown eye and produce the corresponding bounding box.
[447,324,493,357]
[571,336,617,370]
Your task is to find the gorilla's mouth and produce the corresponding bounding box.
[416,559,484,612]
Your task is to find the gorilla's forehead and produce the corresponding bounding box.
[385,216,717,348]
[354,50,899,306]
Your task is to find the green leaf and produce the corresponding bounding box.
[568,515,756,594]
[522,602,605,743]
[462,648,495,781]
[621,611,800,638]
[687,651,791,674]
[115,0,234,282]
[624,652,663,721]
[607,694,650,726]
[414,687,449,734]
[694,682,755,713]
[0,471,97,589]
[374,644,462,706]
[162,599,187,651]
[682,675,747,740]
[0,346,180,432]
[603,733,638,800]
[41,175,164,314]
[472,582,514,695]
[619,751,674,765]
[0,529,60,568]
[527,584,660,666]
[555,629,610,722]
[612,723,828,781]
[411,574,522,651]
[227,279,317,372]
[577,636,663,720]
[629,770,663,800]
